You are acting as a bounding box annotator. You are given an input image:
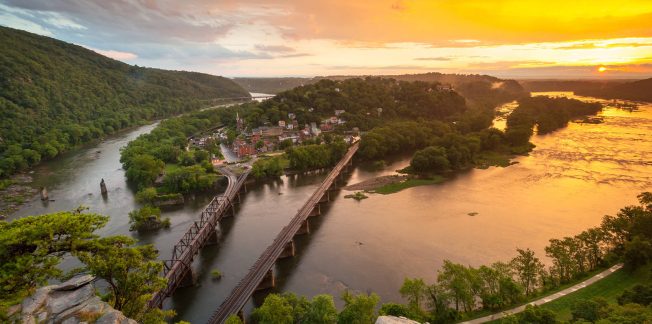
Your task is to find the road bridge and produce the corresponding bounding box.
[148,167,251,308]
[207,141,359,323]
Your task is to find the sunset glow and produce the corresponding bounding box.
[1,0,652,78]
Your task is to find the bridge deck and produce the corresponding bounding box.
[208,141,359,323]
[149,167,250,308]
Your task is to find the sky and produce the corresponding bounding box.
[1,0,652,79]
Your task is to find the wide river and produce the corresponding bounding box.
[10,92,652,323]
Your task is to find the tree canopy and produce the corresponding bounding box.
[0,26,248,178]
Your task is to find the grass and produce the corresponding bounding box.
[475,151,515,169]
[373,176,445,194]
[344,192,368,200]
[540,264,651,321]
[465,266,615,322]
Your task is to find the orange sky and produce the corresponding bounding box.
[2,0,652,78]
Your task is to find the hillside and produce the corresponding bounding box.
[520,78,652,102]
[234,72,526,109]
[576,77,652,102]
[0,26,249,178]
[233,77,317,94]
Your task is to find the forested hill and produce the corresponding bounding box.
[575,77,652,102]
[0,26,249,178]
[234,72,526,109]
[520,78,652,102]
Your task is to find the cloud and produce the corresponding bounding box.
[85,47,137,61]
[254,44,296,53]
[415,57,453,61]
[0,12,52,35]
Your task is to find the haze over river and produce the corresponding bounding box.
[10,92,652,323]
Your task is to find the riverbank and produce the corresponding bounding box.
[0,174,37,218]
[461,264,624,323]
[540,263,651,322]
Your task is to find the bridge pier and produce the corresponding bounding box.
[319,191,330,203]
[205,229,219,245]
[308,204,321,217]
[296,219,310,235]
[279,240,295,259]
[255,269,275,291]
[179,267,197,288]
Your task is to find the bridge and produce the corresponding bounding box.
[207,141,360,323]
[149,167,251,308]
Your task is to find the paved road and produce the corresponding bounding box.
[461,264,623,323]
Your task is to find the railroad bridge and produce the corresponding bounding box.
[208,141,360,323]
[148,167,251,308]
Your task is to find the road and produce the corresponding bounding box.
[461,264,623,323]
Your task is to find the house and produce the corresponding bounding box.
[279,134,299,144]
[310,122,321,136]
[278,120,286,128]
[334,109,345,116]
[236,143,255,157]
[320,123,333,132]
[262,126,283,137]
[288,113,296,120]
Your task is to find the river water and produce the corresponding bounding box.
[9,92,652,323]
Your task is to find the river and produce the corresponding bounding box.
[9,92,652,323]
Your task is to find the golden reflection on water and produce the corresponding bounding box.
[280,92,652,302]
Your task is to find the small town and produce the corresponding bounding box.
[189,109,357,163]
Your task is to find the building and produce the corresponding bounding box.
[278,120,286,128]
[334,109,345,116]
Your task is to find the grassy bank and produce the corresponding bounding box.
[540,264,651,321]
[373,176,445,194]
[463,266,613,323]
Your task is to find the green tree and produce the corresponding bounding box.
[511,248,544,296]
[128,206,170,231]
[410,146,450,174]
[437,260,474,312]
[337,291,380,324]
[399,277,427,315]
[75,236,170,322]
[618,284,652,306]
[571,298,609,323]
[516,305,558,324]
[125,154,164,189]
[224,314,243,324]
[304,294,338,324]
[0,210,108,303]
[252,294,294,324]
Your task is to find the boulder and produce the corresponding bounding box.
[375,316,422,324]
[14,276,136,324]
[52,275,94,291]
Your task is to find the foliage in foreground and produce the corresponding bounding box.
[248,192,652,323]
[253,292,375,324]
[0,209,172,322]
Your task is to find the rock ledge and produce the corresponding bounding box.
[11,275,136,324]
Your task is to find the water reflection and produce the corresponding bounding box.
[9,93,652,323]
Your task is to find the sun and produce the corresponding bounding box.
[598,66,607,73]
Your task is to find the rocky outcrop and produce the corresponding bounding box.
[11,275,136,324]
[375,315,422,324]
